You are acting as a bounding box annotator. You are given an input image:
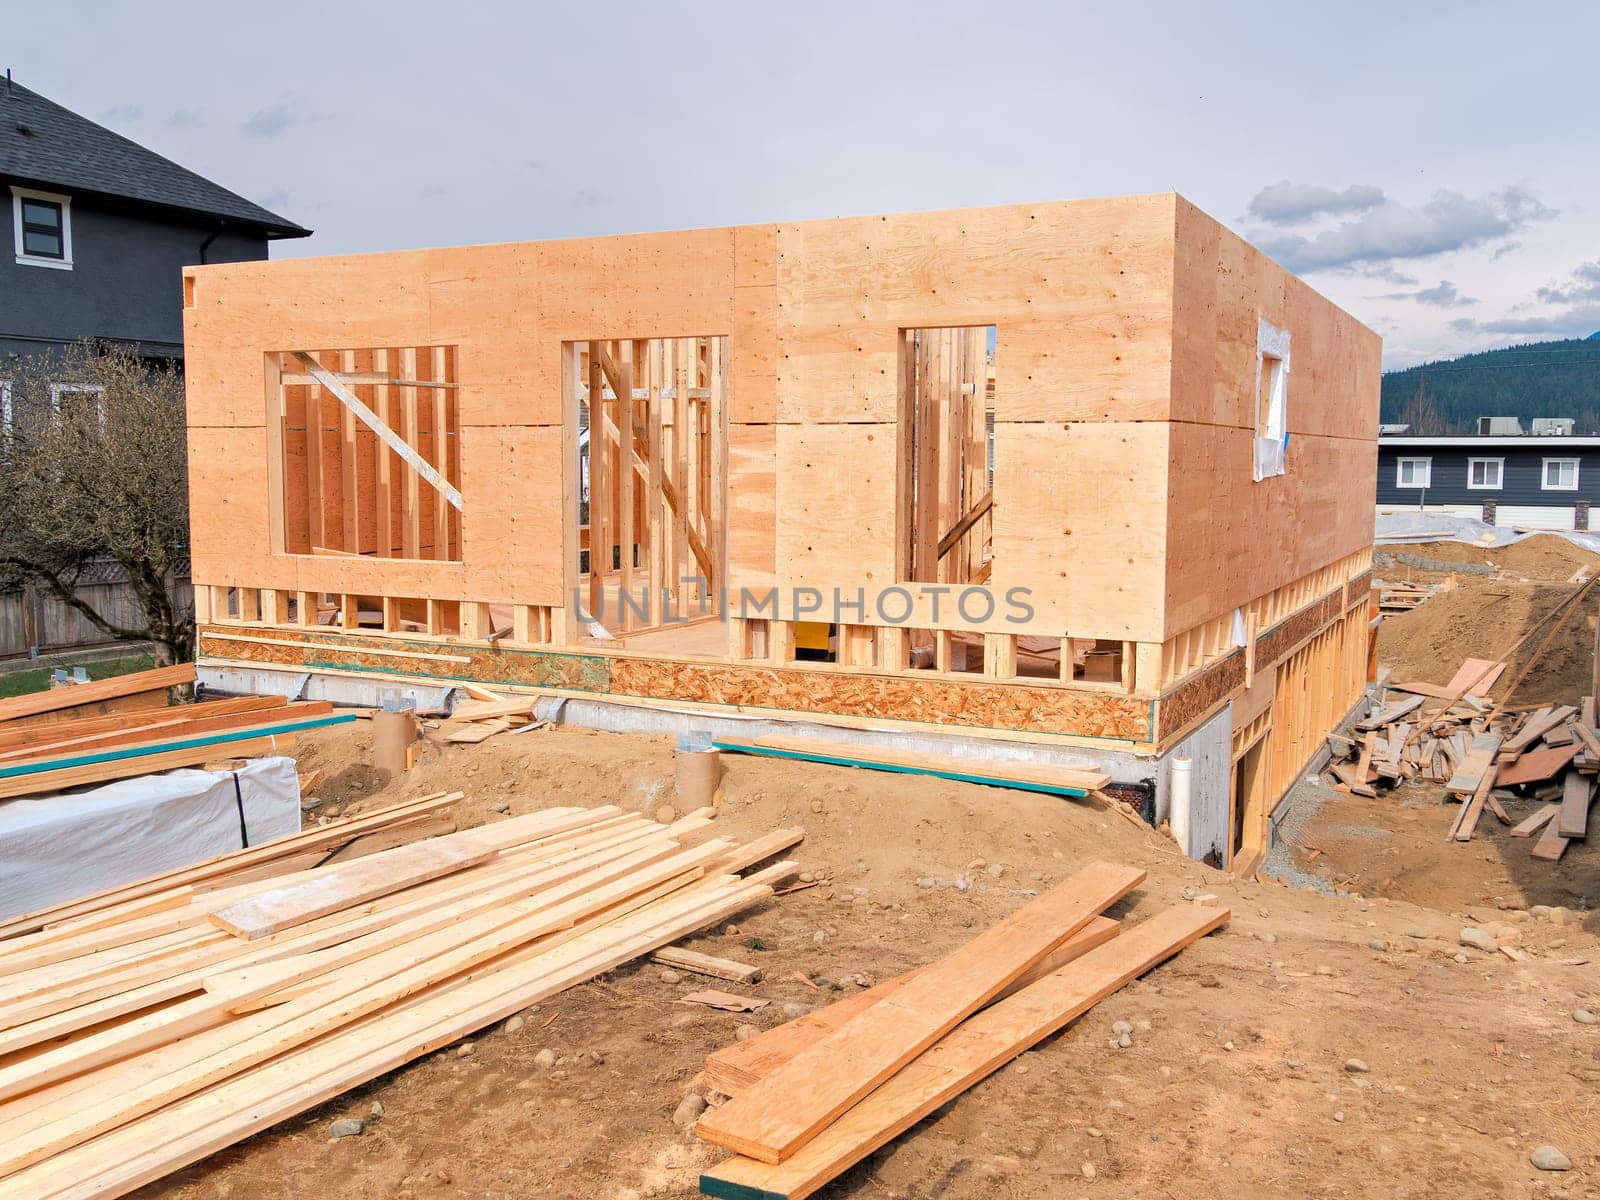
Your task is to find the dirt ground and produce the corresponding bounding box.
[132,695,1600,1200]
[1376,534,1600,705]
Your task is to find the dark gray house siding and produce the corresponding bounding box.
[1377,444,1600,507]
[0,78,308,367]
[1,192,266,362]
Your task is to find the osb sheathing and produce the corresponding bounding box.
[197,627,1153,743]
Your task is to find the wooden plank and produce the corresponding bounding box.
[1355,694,1424,730]
[699,904,1228,1200]
[0,664,195,726]
[652,947,764,985]
[290,352,462,511]
[1499,706,1578,760]
[694,861,1145,1163]
[1510,802,1559,837]
[712,736,1109,797]
[207,829,500,939]
[1445,732,1503,796]
[701,916,1118,1096]
[1558,771,1594,839]
[0,794,462,941]
[1443,658,1506,696]
[1531,812,1571,861]
[1494,743,1582,787]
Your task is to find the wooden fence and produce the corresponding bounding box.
[0,570,191,661]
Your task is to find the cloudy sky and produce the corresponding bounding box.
[16,1,1600,369]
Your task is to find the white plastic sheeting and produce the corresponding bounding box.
[0,755,301,922]
[1375,509,1600,553]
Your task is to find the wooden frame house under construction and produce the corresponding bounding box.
[183,193,1380,870]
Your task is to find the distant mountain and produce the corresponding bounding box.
[1381,338,1600,434]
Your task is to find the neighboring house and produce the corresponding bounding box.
[0,75,308,379]
[1377,425,1600,530]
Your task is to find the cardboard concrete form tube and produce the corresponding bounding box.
[371,711,415,775]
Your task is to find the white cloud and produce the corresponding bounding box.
[1380,280,1476,308]
[1246,182,1385,225]
[1251,186,1554,274]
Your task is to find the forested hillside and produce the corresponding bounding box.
[1380,335,1600,434]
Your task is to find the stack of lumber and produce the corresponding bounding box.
[713,735,1111,799]
[438,694,540,744]
[693,861,1227,1200]
[0,802,802,1198]
[1377,579,1440,612]
[0,663,196,729]
[0,792,463,940]
[1323,659,1599,862]
[0,692,354,801]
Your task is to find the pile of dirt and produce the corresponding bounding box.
[1376,540,1599,704]
[1376,532,1600,584]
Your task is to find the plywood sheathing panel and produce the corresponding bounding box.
[197,625,1151,741]
[773,196,1177,425]
[775,424,897,595]
[460,425,565,605]
[727,423,778,594]
[1170,198,1380,439]
[1162,424,1376,638]
[992,421,1168,640]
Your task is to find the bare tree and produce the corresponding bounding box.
[1395,382,1452,436]
[0,342,193,664]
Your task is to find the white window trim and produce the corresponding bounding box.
[1542,457,1580,492]
[48,383,105,424]
[1466,456,1504,490]
[1252,317,1291,482]
[11,185,73,270]
[1395,456,1432,489]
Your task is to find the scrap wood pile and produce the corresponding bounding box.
[0,663,352,800]
[0,797,803,1199]
[1324,653,1599,863]
[436,693,542,745]
[1378,577,1445,612]
[691,862,1228,1200]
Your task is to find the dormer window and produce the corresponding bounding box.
[11,186,72,270]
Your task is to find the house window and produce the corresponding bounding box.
[11,186,73,270]
[49,383,105,422]
[1396,457,1431,489]
[1543,458,1579,491]
[1467,457,1503,490]
[1253,317,1290,481]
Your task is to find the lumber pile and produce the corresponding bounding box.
[0,663,196,730]
[0,689,354,801]
[694,862,1227,1199]
[0,792,464,940]
[1323,662,1600,861]
[438,694,541,745]
[0,802,803,1198]
[1377,579,1440,612]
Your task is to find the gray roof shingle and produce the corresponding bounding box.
[0,79,309,238]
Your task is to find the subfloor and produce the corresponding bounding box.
[131,716,1600,1200]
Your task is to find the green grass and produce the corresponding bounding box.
[0,654,156,700]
